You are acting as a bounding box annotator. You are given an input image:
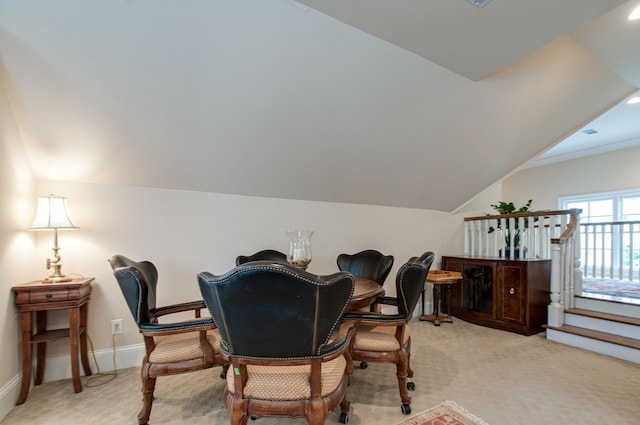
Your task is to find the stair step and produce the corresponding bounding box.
[544,324,640,350]
[566,308,640,327]
[574,296,640,318]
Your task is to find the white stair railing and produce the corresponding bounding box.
[581,221,640,281]
[464,209,581,327]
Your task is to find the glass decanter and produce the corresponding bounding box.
[286,230,313,269]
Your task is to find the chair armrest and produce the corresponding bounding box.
[152,300,207,317]
[320,323,355,357]
[343,312,406,326]
[373,296,398,307]
[139,318,216,336]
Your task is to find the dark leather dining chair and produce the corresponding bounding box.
[109,255,227,425]
[198,261,355,425]
[235,249,287,266]
[343,251,435,416]
[336,249,394,286]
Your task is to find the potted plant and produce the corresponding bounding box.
[487,199,534,258]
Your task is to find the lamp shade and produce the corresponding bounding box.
[31,195,78,230]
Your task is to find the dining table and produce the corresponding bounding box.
[348,278,385,312]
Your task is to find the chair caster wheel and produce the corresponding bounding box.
[401,404,411,415]
[220,370,227,379]
[339,412,349,423]
[250,416,257,420]
[359,361,368,369]
[407,381,416,391]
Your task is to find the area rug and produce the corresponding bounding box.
[582,277,640,299]
[393,400,489,425]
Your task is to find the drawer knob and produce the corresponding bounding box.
[509,288,515,295]
[45,293,52,299]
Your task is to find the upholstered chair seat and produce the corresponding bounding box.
[148,330,221,364]
[226,355,347,400]
[351,325,410,352]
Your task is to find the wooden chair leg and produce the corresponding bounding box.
[406,338,414,378]
[305,398,327,425]
[228,397,249,425]
[340,395,350,414]
[138,368,156,425]
[396,354,411,406]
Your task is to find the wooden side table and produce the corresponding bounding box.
[419,270,461,326]
[11,277,94,405]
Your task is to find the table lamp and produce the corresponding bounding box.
[30,194,78,283]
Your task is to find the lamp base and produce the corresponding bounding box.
[42,275,72,283]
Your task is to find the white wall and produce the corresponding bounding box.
[502,146,640,210]
[19,181,457,372]
[0,69,37,418]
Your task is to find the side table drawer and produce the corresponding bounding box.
[13,281,92,306]
[28,289,70,304]
[14,289,71,305]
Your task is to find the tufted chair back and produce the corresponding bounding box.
[397,251,435,318]
[198,261,357,424]
[235,249,287,266]
[110,254,159,325]
[337,249,394,286]
[199,261,354,358]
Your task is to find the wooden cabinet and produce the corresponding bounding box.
[441,256,550,335]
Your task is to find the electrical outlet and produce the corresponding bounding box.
[111,319,123,335]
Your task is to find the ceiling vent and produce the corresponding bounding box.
[467,0,493,7]
[582,129,598,135]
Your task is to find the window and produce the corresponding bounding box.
[560,190,640,280]
[560,190,640,222]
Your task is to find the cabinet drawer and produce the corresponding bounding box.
[28,289,70,304]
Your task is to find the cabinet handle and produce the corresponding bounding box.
[45,293,52,299]
[509,288,515,295]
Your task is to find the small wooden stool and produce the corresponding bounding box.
[419,270,462,326]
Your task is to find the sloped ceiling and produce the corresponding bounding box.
[0,0,637,212]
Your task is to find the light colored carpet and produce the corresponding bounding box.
[3,319,640,425]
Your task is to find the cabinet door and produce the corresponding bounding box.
[462,263,493,314]
[498,263,526,324]
[442,257,494,317]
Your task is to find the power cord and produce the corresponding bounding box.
[85,333,118,387]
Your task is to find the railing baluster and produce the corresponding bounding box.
[631,223,637,280]
[573,214,583,297]
[600,225,606,278]
[617,223,624,279]
[583,225,590,278]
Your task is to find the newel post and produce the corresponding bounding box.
[548,239,564,327]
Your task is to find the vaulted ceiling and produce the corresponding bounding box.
[1,0,638,212]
